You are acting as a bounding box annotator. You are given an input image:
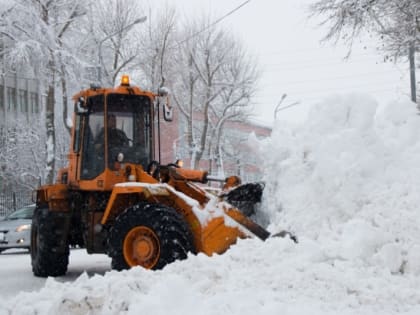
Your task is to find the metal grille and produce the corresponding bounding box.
[0,191,33,217]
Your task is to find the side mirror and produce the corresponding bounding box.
[156,86,173,121]
[163,103,173,121]
[158,87,170,96]
[75,97,88,114]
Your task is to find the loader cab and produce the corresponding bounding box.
[71,89,154,188]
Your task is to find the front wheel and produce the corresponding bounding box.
[107,203,194,271]
[31,208,70,277]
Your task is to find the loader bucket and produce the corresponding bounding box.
[222,182,298,243]
[222,182,265,217]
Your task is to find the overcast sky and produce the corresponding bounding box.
[151,0,410,125]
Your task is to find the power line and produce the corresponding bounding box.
[262,59,399,72]
[175,0,251,47]
[252,83,405,101]
[262,55,383,67]
[261,70,403,87]
[259,49,382,58]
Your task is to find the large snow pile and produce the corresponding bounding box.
[1,93,420,315]
[261,93,420,275]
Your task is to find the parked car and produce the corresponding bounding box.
[0,204,35,253]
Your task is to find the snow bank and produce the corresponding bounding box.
[1,93,420,315]
[2,238,420,315]
[261,93,420,274]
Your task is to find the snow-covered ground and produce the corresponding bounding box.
[0,249,111,298]
[1,93,420,315]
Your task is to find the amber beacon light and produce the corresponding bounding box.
[121,75,130,86]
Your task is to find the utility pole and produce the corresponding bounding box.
[409,42,417,105]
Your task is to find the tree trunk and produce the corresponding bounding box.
[45,84,56,184]
[193,99,208,168]
[187,54,195,169]
[61,70,71,134]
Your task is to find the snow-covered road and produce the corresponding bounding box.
[0,249,111,298]
[1,236,420,315]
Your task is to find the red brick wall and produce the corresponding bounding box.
[156,106,271,182]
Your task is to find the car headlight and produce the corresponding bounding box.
[15,224,31,232]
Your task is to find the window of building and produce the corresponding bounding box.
[18,89,28,113]
[7,87,16,111]
[0,84,4,110]
[30,92,39,113]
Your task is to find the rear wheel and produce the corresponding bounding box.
[31,208,70,277]
[107,203,194,271]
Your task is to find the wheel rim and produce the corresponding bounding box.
[123,226,160,269]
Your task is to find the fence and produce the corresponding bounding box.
[0,191,33,217]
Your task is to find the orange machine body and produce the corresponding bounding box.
[33,77,269,275]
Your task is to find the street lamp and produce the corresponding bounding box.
[274,94,287,120]
[97,16,147,83]
[274,94,300,120]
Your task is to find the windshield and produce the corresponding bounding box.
[106,94,152,169]
[80,93,152,179]
[6,205,35,220]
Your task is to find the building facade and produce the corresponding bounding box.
[0,73,42,124]
[158,107,272,183]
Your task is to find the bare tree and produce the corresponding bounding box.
[0,0,87,184]
[309,0,419,100]
[137,6,178,91]
[207,42,259,175]
[172,18,259,170]
[310,0,419,55]
[0,116,45,192]
[87,0,147,86]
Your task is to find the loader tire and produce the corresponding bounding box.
[107,203,194,271]
[31,208,70,277]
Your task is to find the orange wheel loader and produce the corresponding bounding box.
[30,76,282,277]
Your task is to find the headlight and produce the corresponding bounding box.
[175,159,184,168]
[15,224,31,232]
